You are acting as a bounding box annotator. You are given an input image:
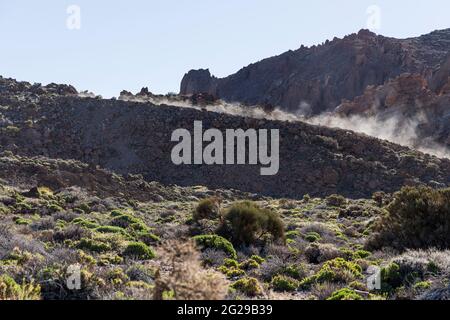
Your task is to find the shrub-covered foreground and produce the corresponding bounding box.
[1,175,449,300]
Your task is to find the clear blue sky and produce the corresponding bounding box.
[0,0,449,97]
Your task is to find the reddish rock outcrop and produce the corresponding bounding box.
[180,29,450,115]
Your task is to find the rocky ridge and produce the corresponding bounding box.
[1,77,450,199]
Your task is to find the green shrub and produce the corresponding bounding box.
[110,211,143,228]
[231,277,263,297]
[349,281,367,291]
[223,258,239,268]
[5,248,36,265]
[353,250,372,259]
[77,238,111,253]
[304,232,321,243]
[219,201,285,245]
[250,255,265,264]
[0,204,11,215]
[218,266,246,278]
[326,194,347,207]
[73,218,100,229]
[367,186,450,250]
[300,258,363,288]
[14,217,32,225]
[379,263,402,293]
[129,221,150,233]
[0,275,41,300]
[137,231,161,245]
[37,187,54,198]
[193,235,237,259]
[327,288,363,300]
[122,242,155,260]
[193,198,220,221]
[372,191,390,207]
[283,264,307,280]
[414,281,431,290]
[271,275,299,292]
[5,125,20,135]
[285,230,300,240]
[47,204,63,213]
[239,259,260,270]
[95,226,130,238]
[98,253,123,266]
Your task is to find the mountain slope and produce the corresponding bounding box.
[180,29,450,114]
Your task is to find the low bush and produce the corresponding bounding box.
[327,288,363,300]
[239,259,260,270]
[231,277,263,297]
[73,218,100,229]
[223,258,239,268]
[77,238,111,253]
[218,265,246,278]
[14,217,32,225]
[193,198,221,221]
[193,235,237,259]
[110,211,144,228]
[326,194,347,207]
[271,275,299,292]
[367,186,450,250]
[95,226,130,238]
[300,258,363,288]
[218,201,285,246]
[0,275,41,300]
[304,232,321,243]
[122,242,155,260]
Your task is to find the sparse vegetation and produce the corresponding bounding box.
[0,153,448,301]
[153,240,228,300]
[123,242,156,260]
[193,198,221,222]
[271,275,299,292]
[231,277,263,297]
[368,186,450,250]
[327,288,363,300]
[218,201,285,246]
[193,234,237,259]
[0,275,41,300]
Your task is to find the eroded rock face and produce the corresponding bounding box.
[430,54,450,94]
[1,77,450,199]
[180,29,450,115]
[333,68,450,149]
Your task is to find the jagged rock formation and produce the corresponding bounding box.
[1,77,450,199]
[334,70,450,148]
[180,29,450,115]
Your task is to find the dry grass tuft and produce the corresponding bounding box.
[153,240,229,300]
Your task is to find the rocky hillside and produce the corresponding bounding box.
[1,77,450,200]
[180,29,450,115]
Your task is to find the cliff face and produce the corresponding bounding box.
[334,62,450,149]
[180,29,450,115]
[1,77,450,199]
